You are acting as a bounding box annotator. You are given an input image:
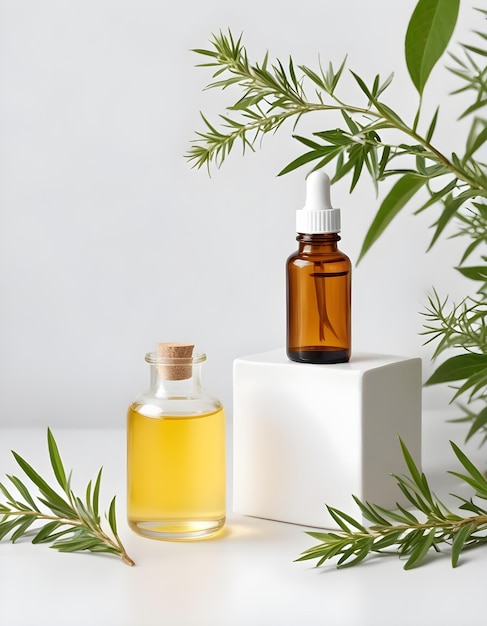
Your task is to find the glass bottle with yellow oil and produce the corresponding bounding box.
[287,169,351,364]
[127,342,226,540]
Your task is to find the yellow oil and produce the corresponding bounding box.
[127,404,226,540]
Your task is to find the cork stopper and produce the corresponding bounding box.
[157,342,194,380]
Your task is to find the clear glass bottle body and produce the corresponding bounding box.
[127,352,226,540]
[287,233,351,364]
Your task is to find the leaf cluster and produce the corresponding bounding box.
[187,1,487,262]
[187,0,487,571]
[421,206,487,442]
[297,439,487,570]
[189,30,321,170]
[188,0,487,449]
[0,429,135,566]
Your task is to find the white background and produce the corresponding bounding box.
[0,0,482,428]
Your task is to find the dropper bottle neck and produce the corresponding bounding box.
[296,232,340,252]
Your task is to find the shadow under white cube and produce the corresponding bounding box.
[233,349,422,529]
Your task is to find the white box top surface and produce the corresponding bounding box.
[234,348,420,374]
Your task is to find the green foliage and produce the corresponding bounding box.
[405,0,460,96]
[188,0,487,444]
[297,439,487,570]
[0,429,135,566]
[188,0,487,569]
[187,5,487,261]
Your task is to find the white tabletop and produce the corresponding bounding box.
[0,413,486,626]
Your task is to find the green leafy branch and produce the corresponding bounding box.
[297,439,487,570]
[187,2,487,261]
[188,28,480,203]
[189,1,487,445]
[421,253,487,441]
[186,0,487,570]
[0,429,135,566]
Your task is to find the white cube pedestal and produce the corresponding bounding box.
[233,349,422,529]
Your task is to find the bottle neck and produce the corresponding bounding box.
[145,351,206,399]
[296,232,341,252]
[149,362,203,398]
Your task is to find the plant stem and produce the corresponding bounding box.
[364,514,487,538]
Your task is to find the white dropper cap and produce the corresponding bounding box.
[296,169,341,234]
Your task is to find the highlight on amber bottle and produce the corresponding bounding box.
[127,342,226,540]
[286,169,351,364]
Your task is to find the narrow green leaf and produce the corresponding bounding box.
[428,190,480,250]
[107,496,118,536]
[326,506,353,533]
[329,506,367,532]
[7,475,39,512]
[465,407,487,442]
[341,110,360,134]
[32,520,62,544]
[11,451,72,517]
[305,530,337,542]
[455,265,487,282]
[35,526,78,543]
[405,0,460,94]
[426,106,440,142]
[373,101,406,127]
[358,174,425,262]
[0,519,23,541]
[383,502,419,525]
[462,44,487,58]
[459,98,487,120]
[459,238,483,265]
[337,540,373,568]
[398,438,424,490]
[292,135,322,150]
[465,122,487,159]
[450,441,487,491]
[352,496,391,526]
[0,481,17,506]
[300,65,327,92]
[36,497,75,520]
[373,530,404,551]
[457,497,485,515]
[47,429,67,491]
[394,478,432,515]
[52,536,105,553]
[413,179,457,215]
[92,468,102,521]
[451,368,487,402]
[449,469,487,496]
[451,522,475,567]
[425,353,487,385]
[75,496,94,527]
[278,148,331,175]
[85,480,93,515]
[350,71,373,101]
[375,72,394,99]
[403,528,437,569]
[10,516,36,543]
[398,528,424,555]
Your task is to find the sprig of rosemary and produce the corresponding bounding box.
[187,5,487,263]
[297,438,487,570]
[0,429,135,566]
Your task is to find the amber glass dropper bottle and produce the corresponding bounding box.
[287,169,351,364]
